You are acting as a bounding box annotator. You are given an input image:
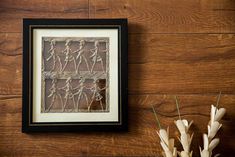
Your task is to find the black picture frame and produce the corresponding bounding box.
[22,19,128,132]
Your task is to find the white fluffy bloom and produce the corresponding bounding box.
[200,134,220,157]
[200,105,226,157]
[157,128,177,157]
[175,119,193,157]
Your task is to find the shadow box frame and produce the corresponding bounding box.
[22,19,128,132]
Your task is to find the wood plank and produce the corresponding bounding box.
[0,94,234,156]
[0,33,22,95]
[0,0,234,156]
[89,0,235,33]
[1,33,235,95]
[129,34,235,63]
[128,33,235,94]
[129,60,235,94]
[0,0,89,33]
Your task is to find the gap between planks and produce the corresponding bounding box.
[1,32,235,34]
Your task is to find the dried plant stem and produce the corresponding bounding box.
[175,96,181,120]
[152,105,177,157]
[216,91,221,108]
[152,104,161,129]
[174,96,193,157]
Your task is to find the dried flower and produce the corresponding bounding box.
[207,121,222,141]
[157,128,177,157]
[152,105,177,157]
[199,93,226,157]
[175,119,193,134]
[175,120,194,155]
[174,96,194,157]
[210,105,226,123]
[199,134,220,157]
[152,93,226,157]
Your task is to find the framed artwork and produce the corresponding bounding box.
[22,19,128,132]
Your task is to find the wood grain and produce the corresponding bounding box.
[1,33,235,95]
[0,0,89,33]
[0,95,234,156]
[0,33,22,95]
[89,0,235,33]
[0,0,235,156]
[0,0,235,33]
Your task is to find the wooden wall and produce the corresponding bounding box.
[0,0,235,156]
